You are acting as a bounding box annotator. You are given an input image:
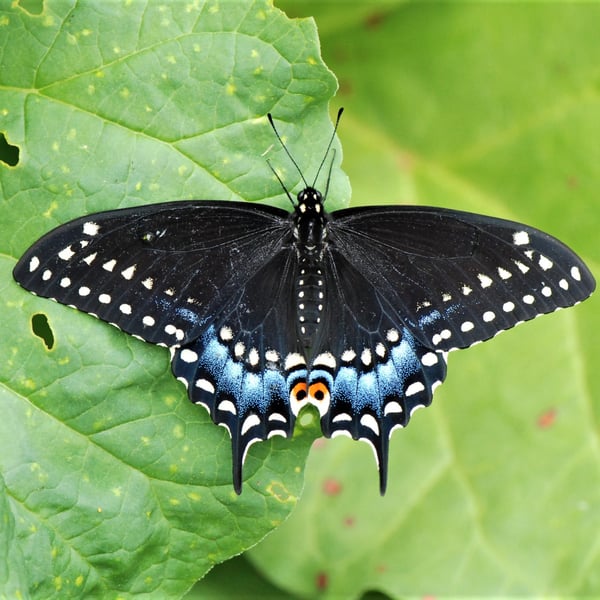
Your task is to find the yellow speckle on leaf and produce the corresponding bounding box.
[209,4,219,14]
[193,43,201,52]
[67,32,77,45]
[120,87,130,99]
[53,577,62,592]
[52,141,60,152]
[29,524,37,534]
[186,0,201,13]
[87,84,95,95]
[135,181,142,191]
[95,70,105,78]
[169,464,178,474]
[60,165,71,174]
[251,49,259,59]
[43,201,58,218]
[75,575,84,587]
[51,547,58,558]
[149,182,160,191]
[253,66,263,76]
[307,56,317,65]
[187,492,201,502]
[57,356,70,365]
[97,507,103,513]
[43,15,55,27]
[112,487,122,497]
[113,46,121,55]
[0,15,9,26]
[23,379,36,390]
[178,165,188,176]
[81,28,92,37]
[172,424,184,439]
[226,82,236,95]
[145,105,153,112]
[141,436,150,445]
[167,54,176,65]
[169,498,180,506]
[256,9,266,20]
[1,108,8,116]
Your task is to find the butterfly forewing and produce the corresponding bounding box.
[15,201,291,347]
[328,206,595,352]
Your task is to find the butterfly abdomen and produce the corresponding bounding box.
[295,258,325,350]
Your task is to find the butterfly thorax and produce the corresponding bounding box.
[293,187,328,350]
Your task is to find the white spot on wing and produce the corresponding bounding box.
[42,269,52,281]
[360,414,380,435]
[98,293,111,304]
[119,303,132,315]
[142,277,154,290]
[60,277,71,288]
[241,414,261,436]
[313,352,336,369]
[538,255,553,270]
[143,315,155,326]
[571,266,582,281]
[83,222,100,236]
[219,326,233,341]
[285,352,306,370]
[461,321,474,332]
[121,265,136,280]
[502,301,515,312]
[478,273,493,288]
[195,378,215,394]
[58,246,75,261]
[513,230,530,246]
[218,400,236,414]
[29,256,40,272]
[384,401,403,415]
[102,259,116,272]
[483,310,496,322]
[406,381,425,397]
[78,286,91,296]
[180,348,198,363]
[421,352,438,366]
[83,252,97,265]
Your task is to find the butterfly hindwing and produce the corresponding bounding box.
[14,201,291,347]
[328,206,595,352]
[171,249,304,492]
[307,249,448,493]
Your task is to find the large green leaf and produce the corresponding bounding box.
[232,2,598,598]
[0,1,349,597]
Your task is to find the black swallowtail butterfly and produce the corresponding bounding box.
[13,109,595,494]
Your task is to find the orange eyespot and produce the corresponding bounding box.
[308,382,329,402]
[291,382,308,402]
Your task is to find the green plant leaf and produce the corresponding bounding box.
[237,2,600,598]
[0,1,349,597]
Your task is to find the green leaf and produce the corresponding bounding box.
[238,2,600,599]
[0,1,348,597]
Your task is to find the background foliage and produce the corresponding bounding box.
[1,1,599,599]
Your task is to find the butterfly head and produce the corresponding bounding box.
[296,187,324,214]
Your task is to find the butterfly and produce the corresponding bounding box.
[13,109,595,494]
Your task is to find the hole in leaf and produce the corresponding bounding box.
[17,0,43,16]
[0,133,19,166]
[32,313,55,350]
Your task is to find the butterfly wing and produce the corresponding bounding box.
[171,248,305,492]
[14,200,291,347]
[311,205,594,492]
[328,206,595,352]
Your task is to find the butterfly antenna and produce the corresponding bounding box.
[323,149,336,202]
[266,159,295,208]
[267,113,309,189]
[312,107,344,188]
